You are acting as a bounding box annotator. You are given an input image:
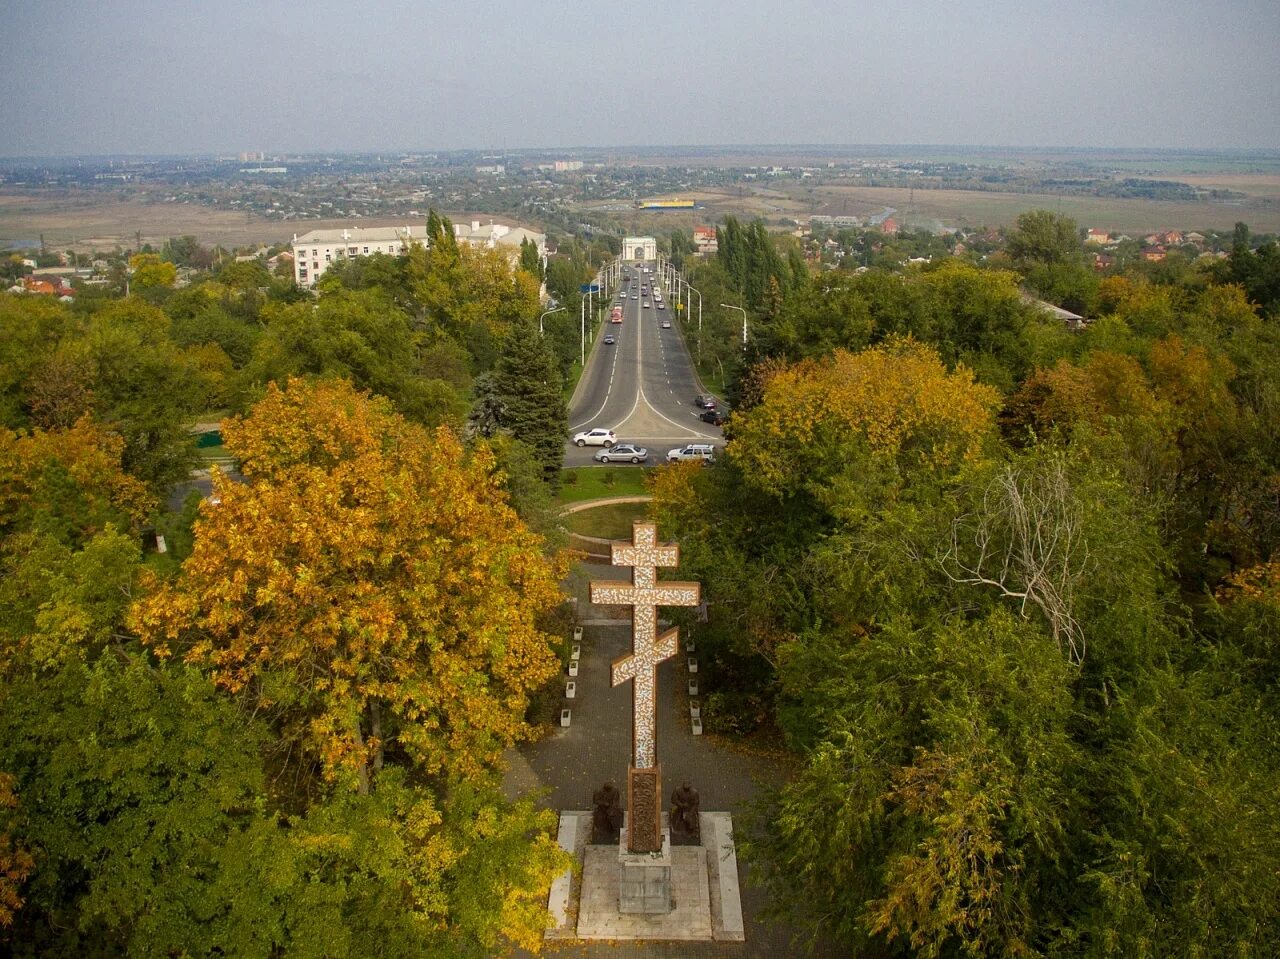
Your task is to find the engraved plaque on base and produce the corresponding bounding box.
[626,765,662,853]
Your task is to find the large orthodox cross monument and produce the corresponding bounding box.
[544,520,743,941]
[590,522,699,856]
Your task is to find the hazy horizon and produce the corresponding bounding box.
[2,1,1278,157]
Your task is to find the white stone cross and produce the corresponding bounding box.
[590,522,699,769]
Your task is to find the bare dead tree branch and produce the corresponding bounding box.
[941,459,1092,665]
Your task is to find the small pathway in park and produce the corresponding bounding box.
[502,560,839,959]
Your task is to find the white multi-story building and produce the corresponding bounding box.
[291,220,546,288]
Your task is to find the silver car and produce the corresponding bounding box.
[595,443,649,464]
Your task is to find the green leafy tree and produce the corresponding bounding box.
[1006,209,1083,268]
[518,236,543,279]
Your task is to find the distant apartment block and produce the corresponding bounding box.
[291,219,545,287]
[553,160,584,172]
[475,164,505,175]
[693,226,718,255]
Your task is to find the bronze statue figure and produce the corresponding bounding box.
[591,781,623,844]
[670,781,701,844]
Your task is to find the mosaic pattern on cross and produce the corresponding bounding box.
[591,522,700,769]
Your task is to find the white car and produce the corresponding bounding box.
[667,444,716,464]
[573,428,616,448]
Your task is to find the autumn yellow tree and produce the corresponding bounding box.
[128,253,177,290]
[0,773,32,931]
[727,337,1001,501]
[130,377,565,793]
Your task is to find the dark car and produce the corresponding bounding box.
[699,408,728,426]
[694,394,717,409]
[603,334,616,345]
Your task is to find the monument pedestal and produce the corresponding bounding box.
[547,811,744,942]
[617,827,672,914]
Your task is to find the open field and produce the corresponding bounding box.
[1164,173,1280,199]
[0,191,492,253]
[809,184,1280,233]
[637,183,1280,234]
[0,191,294,251]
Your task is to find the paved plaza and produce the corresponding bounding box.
[503,562,838,958]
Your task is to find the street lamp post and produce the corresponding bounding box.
[580,296,586,366]
[539,305,565,335]
[684,281,703,362]
[686,282,702,335]
[721,303,748,349]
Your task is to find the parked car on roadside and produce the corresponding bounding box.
[667,444,716,464]
[573,428,616,447]
[595,443,649,464]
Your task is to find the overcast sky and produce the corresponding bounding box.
[2,0,1278,156]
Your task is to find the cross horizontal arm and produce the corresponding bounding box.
[590,582,701,608]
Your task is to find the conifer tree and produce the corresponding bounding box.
[490,320,567,482]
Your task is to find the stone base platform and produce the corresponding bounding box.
[546,810,744,942]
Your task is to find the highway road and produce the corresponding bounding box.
[564,262,722,467]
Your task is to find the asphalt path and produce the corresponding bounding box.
[565,263,722,467]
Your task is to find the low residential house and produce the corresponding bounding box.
[22,278,57,295]
[267,250,294,272]
[1022,292,1087,331]
[880,217,899,235]
[1185,232,1206,247]
[1141,245,1167,262]
[1086,228,1111,245]
[1093,253,1116,270]
[1159,230,1184,246]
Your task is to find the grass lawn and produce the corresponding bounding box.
[197,442,231,462]
[563,501,651,539]
[557,466,652,504]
